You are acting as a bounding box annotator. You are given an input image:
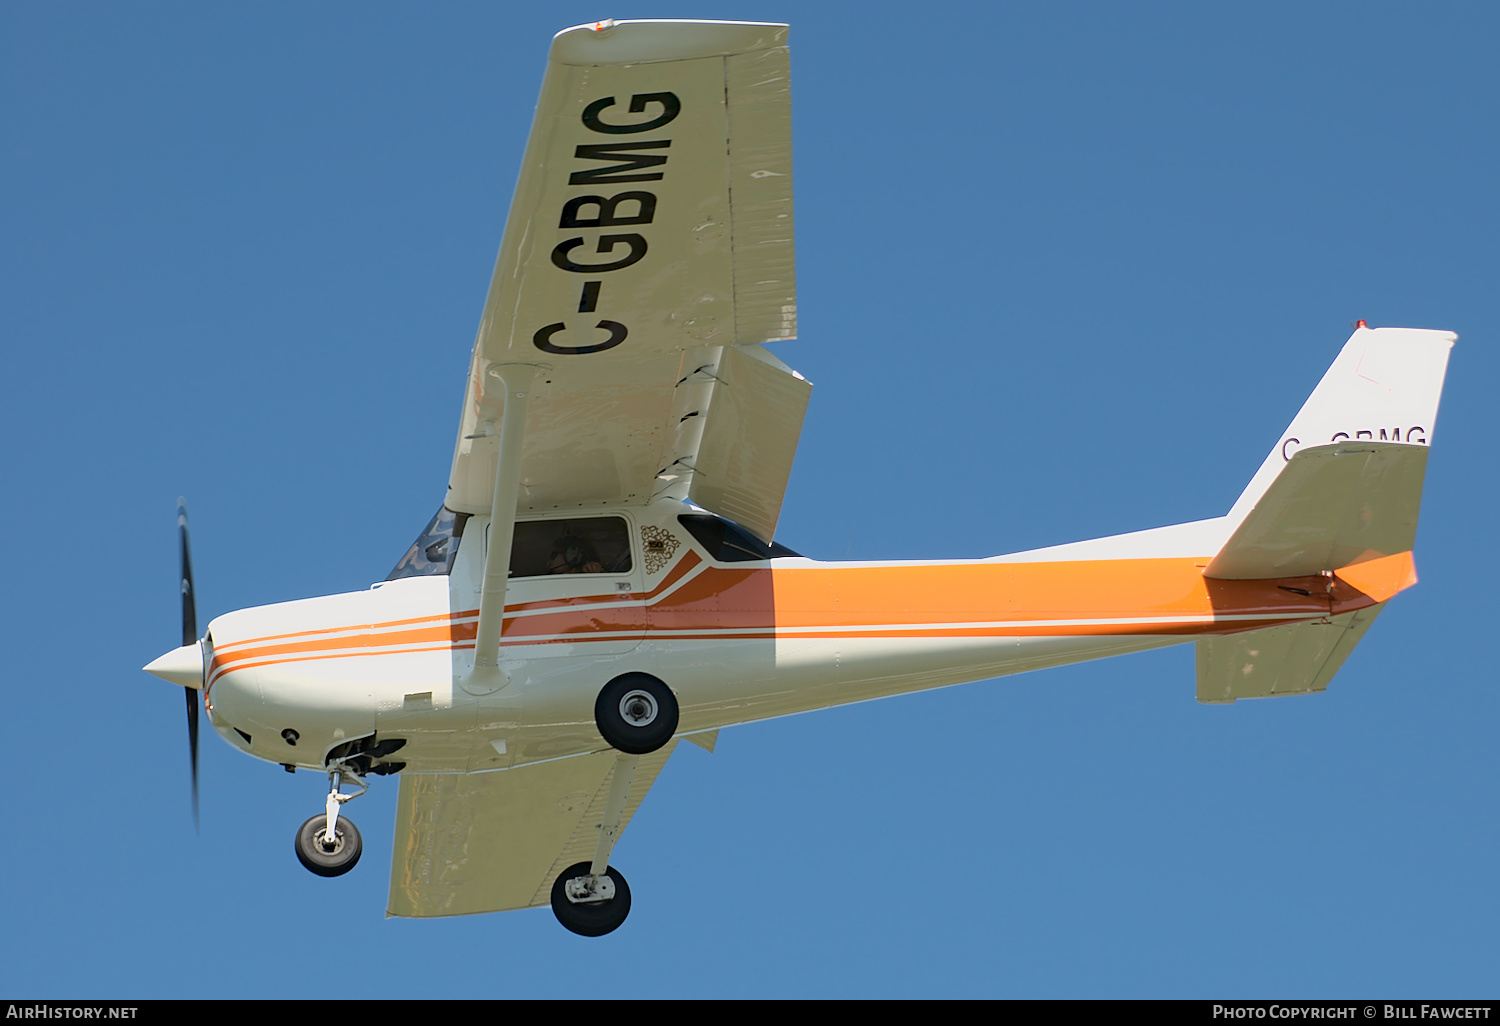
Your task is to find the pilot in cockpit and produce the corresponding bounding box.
[546,535,604,574]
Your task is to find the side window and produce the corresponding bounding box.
[677,514,800,562]
[510,517,633,578]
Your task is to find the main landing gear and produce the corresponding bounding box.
[294,764,367,877]
[595,673,678,755]
[550,861,632,937]
[547,675,679,935]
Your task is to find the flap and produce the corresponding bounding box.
[387,743,676,918]
[686,344,810,542]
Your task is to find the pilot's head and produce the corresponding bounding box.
[547,535,591,573]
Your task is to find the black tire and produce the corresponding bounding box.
[594,673,679,754]
[549,861,631,937]
[294,814,362,877]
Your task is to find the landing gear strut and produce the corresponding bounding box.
[548,751,641,935]
[294,765,366,877]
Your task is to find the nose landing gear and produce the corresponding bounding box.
[293,764,367,878]
[295,812,362,877]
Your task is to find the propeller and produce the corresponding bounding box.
[144,497,206,830]
[178,498,200,830]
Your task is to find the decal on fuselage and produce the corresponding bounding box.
[533,92,680,356]
[640,524,680,575]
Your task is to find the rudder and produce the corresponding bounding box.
[1225,324,1454,527]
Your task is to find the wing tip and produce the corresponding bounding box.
[551,19,789,65]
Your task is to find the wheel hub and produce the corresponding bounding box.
[564,873,617,905]
[619,689,658,727]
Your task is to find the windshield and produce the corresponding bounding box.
[386,506,471,581]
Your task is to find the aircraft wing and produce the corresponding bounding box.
[387,743,678,918]
[447,19,805,543]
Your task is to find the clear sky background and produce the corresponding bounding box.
[3,1,1497,999]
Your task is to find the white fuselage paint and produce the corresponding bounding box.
[200,499,1309,775]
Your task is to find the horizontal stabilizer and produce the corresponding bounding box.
[1196,603,1384,704]
[1205,442,1426,580]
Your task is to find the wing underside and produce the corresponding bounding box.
[388,743,678,918]
[446,20,804,540]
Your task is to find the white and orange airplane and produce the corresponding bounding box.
[144,19,1453,936]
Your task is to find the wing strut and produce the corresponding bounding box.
[470,364,539,686]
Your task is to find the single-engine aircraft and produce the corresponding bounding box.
[144,19,1454,936]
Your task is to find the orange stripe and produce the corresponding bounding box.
[1334,551,1417,603]
[212,643,466,681]
[215,615,1310,680]
[207,552,1393,682]
[209,554,705,669]
[643,616,1300,643]
[212,608,479,654]
[645,559,1358,632]
[213,622,475,675]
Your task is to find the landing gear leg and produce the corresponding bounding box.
[549,753,638,936]
[294,766,366,877]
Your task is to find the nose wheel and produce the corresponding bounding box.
[294,764,367,877]
[295,813,362,877]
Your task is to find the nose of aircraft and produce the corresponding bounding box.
[144,642,205,689]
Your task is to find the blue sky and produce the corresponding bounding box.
[3,2,1497,998]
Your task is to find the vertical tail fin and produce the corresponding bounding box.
[1225,325,1455,526]
[1196,325,1454,703]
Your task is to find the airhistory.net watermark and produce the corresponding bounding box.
[5,1007,137,1019]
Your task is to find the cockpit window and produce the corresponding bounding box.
[386,506,471,581]
[510,517,633,578]
[678,514,800,562]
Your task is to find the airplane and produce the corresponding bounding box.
[144,18,1453,937]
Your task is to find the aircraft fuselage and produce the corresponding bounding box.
[203,499,1379,775]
